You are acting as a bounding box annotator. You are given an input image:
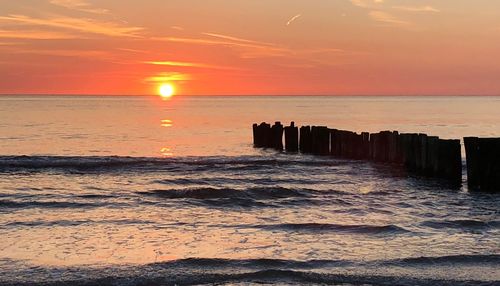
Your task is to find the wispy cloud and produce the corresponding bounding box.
[4,47,110,58]
[392,6,440,13]
[49,0,109,14]
[117,48,149,54]
[350,0,384,8]
[144,60,242,70]
[155,33,289,58]
[202,32,275,46]
[368,11,411,27]
[286,14,302,26]
[0,14,143,37]
[0,29,79,39]
[145,72,192,82]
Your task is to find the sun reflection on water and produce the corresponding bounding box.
[160,147,173,156]
[161,119,173,127]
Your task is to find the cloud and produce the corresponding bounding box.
[368,11,411,27]
[154,33,289,58]
[286,14,302,26]
[50,0,109,14]
[392,6,440,13]
[202,32,275,46]
[117,48,149,54]
[0,14,143,38]
[350,0,384,8]
[0,29,79,39]
[144,60,242,70]
[145,72,192,82]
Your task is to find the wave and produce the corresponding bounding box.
[253,223,410,235]
[421,219,500,230]
[0,199,106,210]
[2,219,155,228]
[0,155,353,173]
[2,257,498,286]
[141,187,315,200]
[387,254,500,265]
[138,187,323,208]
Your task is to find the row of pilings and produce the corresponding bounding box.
[253,122,499,191]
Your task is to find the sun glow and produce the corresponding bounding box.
[158,83,175,98]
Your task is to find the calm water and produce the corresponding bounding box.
[0,96,499,285]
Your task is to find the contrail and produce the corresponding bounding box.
[286,14,302,26]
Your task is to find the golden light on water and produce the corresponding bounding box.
[158,83,175,98]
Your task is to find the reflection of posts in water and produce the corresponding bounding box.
[464,137,500,191]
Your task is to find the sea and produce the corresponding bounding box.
[0,95,499,285]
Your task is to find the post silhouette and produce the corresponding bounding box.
[284,122,299,152]
[251,122,500,190]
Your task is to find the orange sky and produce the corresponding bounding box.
[1,0,500,96]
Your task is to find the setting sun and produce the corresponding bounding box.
[158,84,175,98]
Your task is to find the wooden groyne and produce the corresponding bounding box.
[252,122,499,191]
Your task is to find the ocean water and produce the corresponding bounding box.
[0,95,499,285]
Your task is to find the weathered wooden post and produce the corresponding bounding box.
[343,131,353,158]
[253,122,272,148]
[425,136,440,176]
[478,138,500,191]
[369,133,377,161]
[417,134,428,174]
[361,132,370,160]
[340,130,350,158]
[284,122,299,152]
[437,139,462,185]
[253,123,258,146]
[464,137,480,188]
[311,126,329,155]
[271,121,284,151]
[388,131,399,163]
[353,133,363,159]
[409,134,420,171]
[330,129,339,157]
[464,137,500,191]
[300,126,312,154]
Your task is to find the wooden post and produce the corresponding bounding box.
[388,131,399,163]
[271,121,284,151]
[408,134,419,171]
[254,122,272,148]
[465,137,500,191]
[362,132,370,160]
[253,123,258,146]
[478,138,500,191]
[300,126,312,154]
[284,122,299,152]
[330,129,339,157]
[311,126,329,155]
[417,134,428,174]
[426,136,440,177]
[437,139,462,185]
[340,130,350,158]
[464,137,480,189]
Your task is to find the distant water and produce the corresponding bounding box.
[0,96,499,285]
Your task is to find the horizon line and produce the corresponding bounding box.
[2,94,500,97]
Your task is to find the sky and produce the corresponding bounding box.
[0,0,500,96]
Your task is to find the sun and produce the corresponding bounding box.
[158,83,175,98]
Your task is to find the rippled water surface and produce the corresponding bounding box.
[0,96,499,285]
